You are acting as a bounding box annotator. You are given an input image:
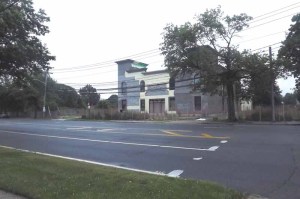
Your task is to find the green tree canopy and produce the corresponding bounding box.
[283,92,298,105]
[160,6,252,121]
[0,0,55,80]
[96,95,118,109]
[79,84,100,107]
[240,53,282,107]
[54,84,82,108]
[107,94,118,108]
[278,14,300,88]
[97,100,110,109]
[296,88,300,102]
[0,74,83,116]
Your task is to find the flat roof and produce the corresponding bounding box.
[142,69,169,75]
[115,59,135,64]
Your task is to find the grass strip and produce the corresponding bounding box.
[0,147,243,199]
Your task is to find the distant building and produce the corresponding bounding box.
[240,100,252,111]
[116,59,226,116]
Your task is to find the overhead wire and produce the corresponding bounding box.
[250,5,300,24]
[52,49,161,72]
[243,12,298,31]
[251,2,300,20]
[48,80,195,95]
[237,31,286,44]
[51,2,298,74]
[251,42,282,52]
[50,2,297,88]
[57,40,283,87]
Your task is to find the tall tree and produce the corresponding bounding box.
[296,88,300,102]
[0,79,40,115]
[283,93,297,105]
[107,94,118,108]
[160,6,252,121]
[240,53,282,106]
[79,84,100,107]
[55,84,82,108]
[278,14,300,88]
[0,74,83,116]
[0,0,55,80]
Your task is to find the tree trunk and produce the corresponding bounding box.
[226,82,236,121]
[34,107,37,119]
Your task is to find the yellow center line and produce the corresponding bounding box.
[161,131,230,139]
[27,126,229,139]
[201,133,230,139]
[161,130,183,136]
[202,133,214,138]
[165,130,193,133]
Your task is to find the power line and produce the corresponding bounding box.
[251,2,300,20]
[250,5,300,24]
[83,76,204,94]
[237,31,286,44]
[51,82,193,96]
[49,3,299,86]
[52,49,160,72]
[51,3,298,74]
[251,42,282,52]
[58,40,284,87]
[56,40,283,90]
[244,12,298,31]
[81,84,193,95]
[61,73,170,87]
[62,74,169,87]
[51,52,162,74]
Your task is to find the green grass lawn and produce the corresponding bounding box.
[0,147,244,199]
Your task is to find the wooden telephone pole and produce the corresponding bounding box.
[269,47,276,122]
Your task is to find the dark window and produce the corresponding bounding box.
[194,74,200,85]
[169,97,176,111]
[121,99,127,110]
[194,96,201,111]
[140,99,145,111]
[169,77,175,90]
[140,80,145,92]
[121,82,127,94]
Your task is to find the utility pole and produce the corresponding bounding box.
[88,85,91,119]
[269,47,275,122]
[43,70,48,118]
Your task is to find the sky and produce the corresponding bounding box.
[32,0,299,98]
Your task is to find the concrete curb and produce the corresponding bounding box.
[246,194,269,199]
[0,190,26,199]
[107,119,300,125]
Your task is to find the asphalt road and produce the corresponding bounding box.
[0,119,299,199]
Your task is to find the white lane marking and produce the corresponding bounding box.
[208,146,219,151]
[67,127,92,130]
[167,170,184,177]
[0,130,219,151]
[193,157,203,161]
[196,118,206,121]
[221,140,228,144]
[10,122,190,133]
[0,145,168,177]
[97,129,115,132]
